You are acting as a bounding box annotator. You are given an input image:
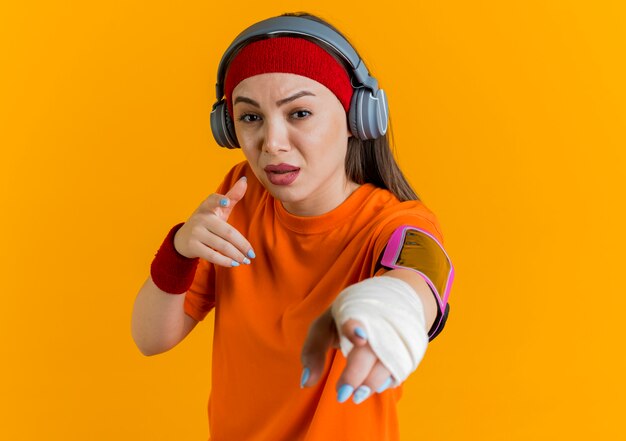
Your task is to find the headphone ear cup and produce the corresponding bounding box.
[372,88,389,138]
[348,91,362,140]
[223,106,239,148]
[349,88,389,140]
[210,100,239,148]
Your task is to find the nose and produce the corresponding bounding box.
[262,117,290,154]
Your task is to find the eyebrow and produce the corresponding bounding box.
[233,90,316,108]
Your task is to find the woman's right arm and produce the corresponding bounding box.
[131,176,253,356]
[131,276,199,356]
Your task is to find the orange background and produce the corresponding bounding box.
[1,1,624,439]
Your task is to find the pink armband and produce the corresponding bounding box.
[150,223,199,294]
[380,225,455,340]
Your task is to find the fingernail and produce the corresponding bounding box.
[300,367,310,388]
[376,377,393,393]
[247,249,256,259]
[353,386,372,404]
[354,327,367,340]
[242,257,251,265]
[219,198,229,207]
[337,384,354,403]
[240,176,247,181]
[231,260,239,267]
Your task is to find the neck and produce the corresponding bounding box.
[281,180,361,217]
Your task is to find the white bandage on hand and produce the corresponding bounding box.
[330,276,429,386]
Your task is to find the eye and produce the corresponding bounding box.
[238,113,261,123]
[291,110,312,119]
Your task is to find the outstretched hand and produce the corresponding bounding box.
[300,309,394,404]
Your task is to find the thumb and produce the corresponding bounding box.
[300,309,337,388]
[340,318,369,348]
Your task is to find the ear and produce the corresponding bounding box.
[344,114,353,138]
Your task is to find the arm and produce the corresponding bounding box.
[131,176,253,356]
[300,270,437,403]
[382,268,438,333]
[301,224,454,403]
[131,277,199,356]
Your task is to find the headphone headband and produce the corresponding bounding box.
[210,15,389,148]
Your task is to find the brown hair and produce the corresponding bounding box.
[281,12,420,201]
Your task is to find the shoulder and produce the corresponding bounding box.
[364,186,444,244]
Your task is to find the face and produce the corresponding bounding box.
[232,72,357,216]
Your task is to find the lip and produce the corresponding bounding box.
[264,163,300,173]
[264,163,300,186]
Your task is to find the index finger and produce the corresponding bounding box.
[196,178,246,221]
[224,176,247,205]
[336,344,378,398]
[213,176,248,212]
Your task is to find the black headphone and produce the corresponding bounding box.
[210,16,389,149]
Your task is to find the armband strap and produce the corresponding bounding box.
[380,225,455,340]
[150,222,199,294]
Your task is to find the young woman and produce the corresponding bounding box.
[132,12,454,441]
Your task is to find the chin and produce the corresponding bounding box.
[266,185,302,203]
